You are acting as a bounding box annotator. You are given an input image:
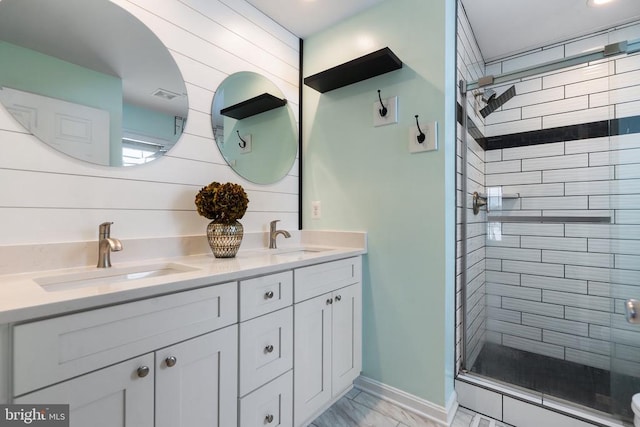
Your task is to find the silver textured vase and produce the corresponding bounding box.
[207,220,243,258]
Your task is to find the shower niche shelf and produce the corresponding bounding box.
[304,47,403,93]
[220,93,287,120]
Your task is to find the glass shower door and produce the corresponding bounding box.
[608,44,640,423]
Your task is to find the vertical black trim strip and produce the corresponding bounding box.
[298,38,304,230]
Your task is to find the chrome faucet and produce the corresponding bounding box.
[269,220,291,249]
[97,222,123,268]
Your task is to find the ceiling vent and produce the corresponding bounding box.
[152,88,182,100]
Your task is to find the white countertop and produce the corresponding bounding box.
[0,231,366,324]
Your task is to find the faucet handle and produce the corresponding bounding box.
[270,219,280,229]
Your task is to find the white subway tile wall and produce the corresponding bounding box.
[0,0,300,244]
[459,18,640,378]
[456,0,487,374]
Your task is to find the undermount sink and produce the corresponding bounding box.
[35,263,198,292]
[272,247,332,259]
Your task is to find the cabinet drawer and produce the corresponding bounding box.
[240,271,292,321]
[294,257,361,303]
[240,371,292,427]
[239,307,293,396]
[13,282,237,396]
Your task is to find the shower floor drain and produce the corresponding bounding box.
[471,414,497,427]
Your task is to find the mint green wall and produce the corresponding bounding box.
[0,41,123,165]
[303,0,457,407]
[123,103,176,141]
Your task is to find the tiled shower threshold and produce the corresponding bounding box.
[456,371,629,427]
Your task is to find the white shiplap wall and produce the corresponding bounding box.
[0,0,300,246]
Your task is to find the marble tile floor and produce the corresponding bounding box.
[309,388,513,427]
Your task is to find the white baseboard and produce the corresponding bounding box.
[355,376,458,426]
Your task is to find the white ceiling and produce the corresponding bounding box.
[247,0,640,63]
[461,0,640,62]
[245,0,385,38]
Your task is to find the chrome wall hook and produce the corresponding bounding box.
[377,90,388,117]
[237,130,248,149]
[415,115,426,143]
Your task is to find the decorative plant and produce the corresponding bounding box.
[195,182,249,224]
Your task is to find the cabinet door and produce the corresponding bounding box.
[293,293,332,427]
[155,325,238,427]
[331,283,362,395]
[15,353,154,427]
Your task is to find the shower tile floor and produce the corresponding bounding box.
[309,387,512,427]
[471,342,640,420]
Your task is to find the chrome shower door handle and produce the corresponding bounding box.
[625,299,640,324]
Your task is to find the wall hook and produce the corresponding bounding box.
[237,130,248,149]
[377,90,388,117]
[415,115,426,143]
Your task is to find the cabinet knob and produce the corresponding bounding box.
[137,366,150,378]
[335,295,342,302]
[265,414,274,423]
[264,344,274,353]
[326,298,333,305]
[265,291,275,299]
[165,356,177,367]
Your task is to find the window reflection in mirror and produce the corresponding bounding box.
[211,72,297,185]
[0,0,188,167]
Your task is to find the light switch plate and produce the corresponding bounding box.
[373,96,398,127]
[408,121,437,153]
[239,133,252,154]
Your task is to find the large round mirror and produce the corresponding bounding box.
[212,72,297,184]
[0,0,188,167]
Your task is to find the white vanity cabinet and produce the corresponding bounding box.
[293,257,362,427]
[4,253,364,427]
[12,282,238,427]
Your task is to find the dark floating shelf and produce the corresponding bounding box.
[303,47,403,93]
[220,93,287,120]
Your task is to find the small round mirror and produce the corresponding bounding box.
[212,72,297,184]
[0,0,188,167]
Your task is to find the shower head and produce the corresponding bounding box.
[481,88,496,104]
[480,85,516,118]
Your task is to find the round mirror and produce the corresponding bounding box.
[212,72,297,184]
[0,0,188,167]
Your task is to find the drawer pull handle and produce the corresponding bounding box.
[265,345,274,353]
[165,356,177,367]
[326,298,333,305]
[137,366,150,378]
[265,414,274,423]
[265,291,275,299]
[335,295,342,302]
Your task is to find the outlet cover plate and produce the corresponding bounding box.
[408,121,437,153]
[373,96,398,127]
[311,201,321,219]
